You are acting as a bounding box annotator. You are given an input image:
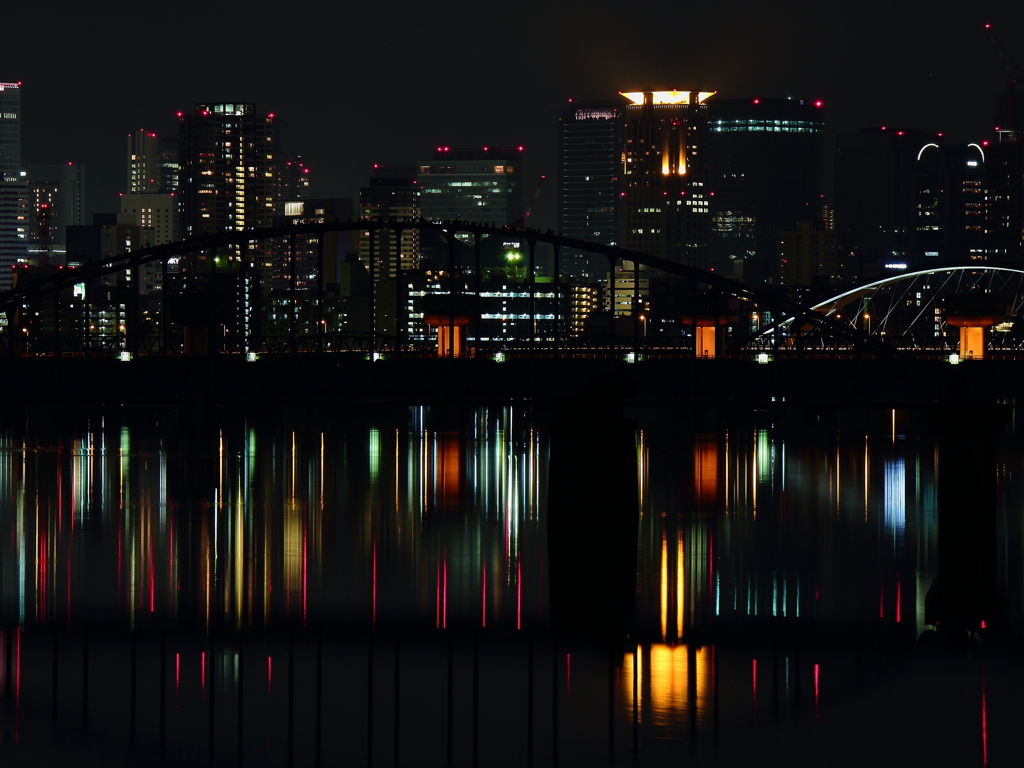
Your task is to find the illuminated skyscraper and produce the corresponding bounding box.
[557,99,624,279]
[706,97,824,283]
[359,166,421,277]
[0,81,27,290]
[620,90,715,270]
[416,147,523,227]
[177,102,276,237]
[26,162,84,266]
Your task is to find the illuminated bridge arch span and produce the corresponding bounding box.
[770,266,1024,353]
[0,219,888,357]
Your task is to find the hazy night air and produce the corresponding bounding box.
[2,2,1020,227]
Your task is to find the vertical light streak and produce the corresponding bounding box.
[175,653,180,690]
[660,530,668,640]
[752,658,757,716]
[372,539,377,627]
[676,530,684,639]
[896,577,901,623]
[267,656,273,692]
[482,559,486,628]
[201,651,206,690]
[814,663,820,719]
[981,676,988,766]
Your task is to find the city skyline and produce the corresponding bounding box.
[2,2,1021,229]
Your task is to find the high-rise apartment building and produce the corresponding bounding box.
[177,102,276,237]
[556,99,624,280]
[26,162,85,263]
[359,167,421,278]
[127,129,161,193]
[706,98,824,282]
[0,81,27,290]
[834,127,942,268]
[417,147,523,226]
[620,90,715,270]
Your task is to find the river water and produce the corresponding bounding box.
[0,400,1021,766]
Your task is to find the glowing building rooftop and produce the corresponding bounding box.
[620,90,716,105]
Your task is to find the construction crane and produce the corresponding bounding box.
[513,175,547,229]
[985,22,1023,130]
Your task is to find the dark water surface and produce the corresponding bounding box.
[0,401,1021,766]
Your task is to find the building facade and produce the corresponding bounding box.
[706,97,824,283]
[26,162,85,264]
[620,90,715,271]
[0,81,27,290]
[177,103,276,237]
[417,147,523,227]
[556,100,624,280]
[359,167,421,279]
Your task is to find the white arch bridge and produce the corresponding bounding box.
[0,220,1018,360]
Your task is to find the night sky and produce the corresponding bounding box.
[4,1,1023,229]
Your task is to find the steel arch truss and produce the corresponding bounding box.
[773,266,1024,354]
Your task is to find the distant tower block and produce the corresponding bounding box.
[681,295,733,358]
[943,294,1005,360]
[421,294,478,358]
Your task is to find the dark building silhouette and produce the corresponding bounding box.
[620,90,715,271]
[706,97,824,283]
[834,127,943,270]
[556,99,624,280]
[915,142,986,262]
[985,135,1024,262]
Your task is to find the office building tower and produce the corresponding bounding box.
[706,97,824,282]
[177,102,275,237]
[276,152,310,213]
[417,147,523,227]
[834,127,941,268]
[620,90,715,270]
[985,133,1023,261]
[0,81,28,290]
[359,166,421,278]
[557,99,625,280]
[127,129,161,193]
[778,220,838,286]
[915,142,986,262]
[26,162,85,263]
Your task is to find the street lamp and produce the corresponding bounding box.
[863,313,871,334]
